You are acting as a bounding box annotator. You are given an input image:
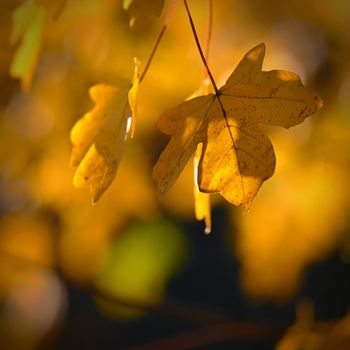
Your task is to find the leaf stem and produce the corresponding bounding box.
[204,0,213,67]
[183,0,218,95]
[183,0,245,204]
[183,0,228,141]
[126,320,282,350]
[139,0,177,83]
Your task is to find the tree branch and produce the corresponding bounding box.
[139,0,177,83]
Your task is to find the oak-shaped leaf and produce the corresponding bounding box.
[70,71,139,203]
[123,0,165,28]
[153,43,323,211]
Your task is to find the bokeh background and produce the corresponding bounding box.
[1,0,350,349]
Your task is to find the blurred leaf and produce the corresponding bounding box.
[59,146,158,284]
[0,269,65,350]
[95,219,188,319]
[153,43,322,211]
[10,0,47,90]
[235,135,350,300]
[70,63,140,203]
[276,302,350,350]
[37,0,69,20]
[0,215,54,269]
[123,0,165,28]
[0,214,55,300]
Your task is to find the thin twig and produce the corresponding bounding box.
[183,0,218,95]
[125,320,283,350]
[92,286,231,324]
[204,0,213,67]
[139,0,177,83]
[0,248,285,349]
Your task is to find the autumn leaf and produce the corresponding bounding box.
[10,0,47,90]
[276,302,350,350]
[123,0,165,28]
[95,219,187,319]
[70,62,140,203]
[153,43,323,210]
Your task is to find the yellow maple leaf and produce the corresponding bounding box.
[70,63,140,203]
[123,0,165,28]
[153,43,323,211]
[10,0,47,90]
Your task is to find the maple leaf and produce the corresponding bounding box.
[10,0,47,90]
[70,63,140,203]
[123,0,165,28]
[153,43,323,211]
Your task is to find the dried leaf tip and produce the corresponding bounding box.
[204,224,211,235]
[242,42,265,70]
[251,42,266,54]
